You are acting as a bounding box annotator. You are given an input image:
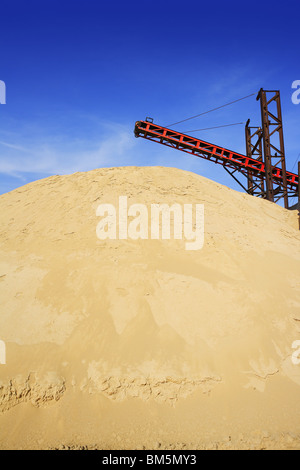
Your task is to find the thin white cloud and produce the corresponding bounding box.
[0,140,30,153]
[0,122,137,178]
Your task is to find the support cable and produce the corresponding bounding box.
[184,122,244,133]
[166,93,256,127]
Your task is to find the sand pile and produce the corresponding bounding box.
[0,166,299,450]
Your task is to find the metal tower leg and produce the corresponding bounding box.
[245,120,265,198]
[257,89,289,208]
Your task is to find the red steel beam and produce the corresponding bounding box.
[134,120,298,193]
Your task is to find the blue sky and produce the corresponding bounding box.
[0,0,299,198]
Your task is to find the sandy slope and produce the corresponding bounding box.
[0,166,299,450]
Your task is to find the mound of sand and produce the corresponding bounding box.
[0,166,299,450]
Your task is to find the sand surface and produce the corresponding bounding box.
[0,166,299,450]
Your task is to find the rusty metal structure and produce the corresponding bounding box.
[256,89,289,208]
[134,89,299,210]
[245,120,265,198]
